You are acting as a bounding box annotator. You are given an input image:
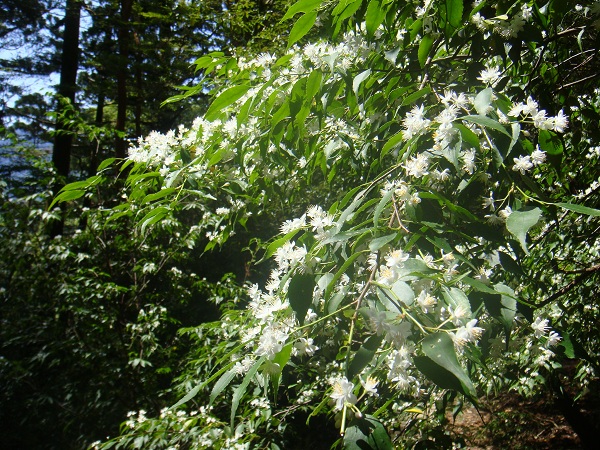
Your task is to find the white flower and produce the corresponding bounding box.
[531,147,546,165]
[481,194,495,210]
[384,321,413,347]
[377,266,398,286]
[552,110,569,132]
[485,212,504,225]
[366,309,391,335]
[522,96,539,115]
[233,356,255,375]
[448,304,470,326]
[547,330,562,347]
[532,110,553,130]
[512,155,533,174]
[293,337,319,357]
[461,149,477,174]
[452,319,484,347]
[360,376,379,396]
[404,153,430,177]
[274,241,307,270]
[478,67,502,85]
[498,205,513,220]
[385,249,409,269]
[508,102,525,117]
[432,168,451,183]
[402,105,431,140]
[280,214,306,234]
[330,377,357,411]
[416,290,437,313]
[531,316,550,338]
[255,324,289,360]
[471,12,487,31]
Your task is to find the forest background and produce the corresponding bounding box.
[1,1,599,449]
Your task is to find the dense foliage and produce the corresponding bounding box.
[2,0,600,449]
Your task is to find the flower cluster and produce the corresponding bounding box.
[471,3,534,39]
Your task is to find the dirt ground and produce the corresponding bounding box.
[448,393,584,450]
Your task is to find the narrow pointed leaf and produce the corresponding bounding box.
[206,85,251,121]
[287,11,317,48]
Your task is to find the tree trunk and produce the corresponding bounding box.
[50,0,81,237]
[115,0,134,159]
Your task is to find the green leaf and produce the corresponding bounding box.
[49,189,85,209]
[271,99,291,129]
[461,115,511,137]
[416,332,476,398]
[369,233,397,252]
[139,206,169,234]
[347,334,384,379]
[97,158,116,172]
[209,369,236,405]
[455,123,481,150]
[498,251,524,276]
[273,342,293,369]
[287,11,317,48]
[60,175,103,192]
[555,202,600,217]
[205,85,251,121]
[171,384,204,410]
[373,189,395,227]
[288,274,316,325]
[337,188,367,231]
[380,131,403,159]
[506,208,541,254]
[461,277,498,295]
[365,0,386,37]
[418,34,434,68]
[538,129,563,155]
[281,0,321,21]
[441,0,464,35]
[344,415,393,450]
[353,69,372,98]
[263,229,301,261]
[401,87,431,106]
[473,88,492,115]
[231,356,266,428]
[442,287,471,315]
[142,188,176,204]
[493,283,518,333]
[271,342,294,395]
[305,69,322,104]
[325,251,365,299]
[391,280,415,305]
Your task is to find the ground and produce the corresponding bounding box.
[449,393,583,450]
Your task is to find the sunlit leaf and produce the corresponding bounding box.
[344,415,393,450]
[205,85,251,121]
[415,333,476,399]
[506,208,541,254]
[287,11,317,48]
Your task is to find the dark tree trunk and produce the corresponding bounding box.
[134,40,143,138]
[115,0,134,159]
[550,372,598,450]
[50,0,81,237]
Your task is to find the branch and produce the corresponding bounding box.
[537,264,600,307]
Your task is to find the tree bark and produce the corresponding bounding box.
[115,0,134,160]
[50,0,81,237]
